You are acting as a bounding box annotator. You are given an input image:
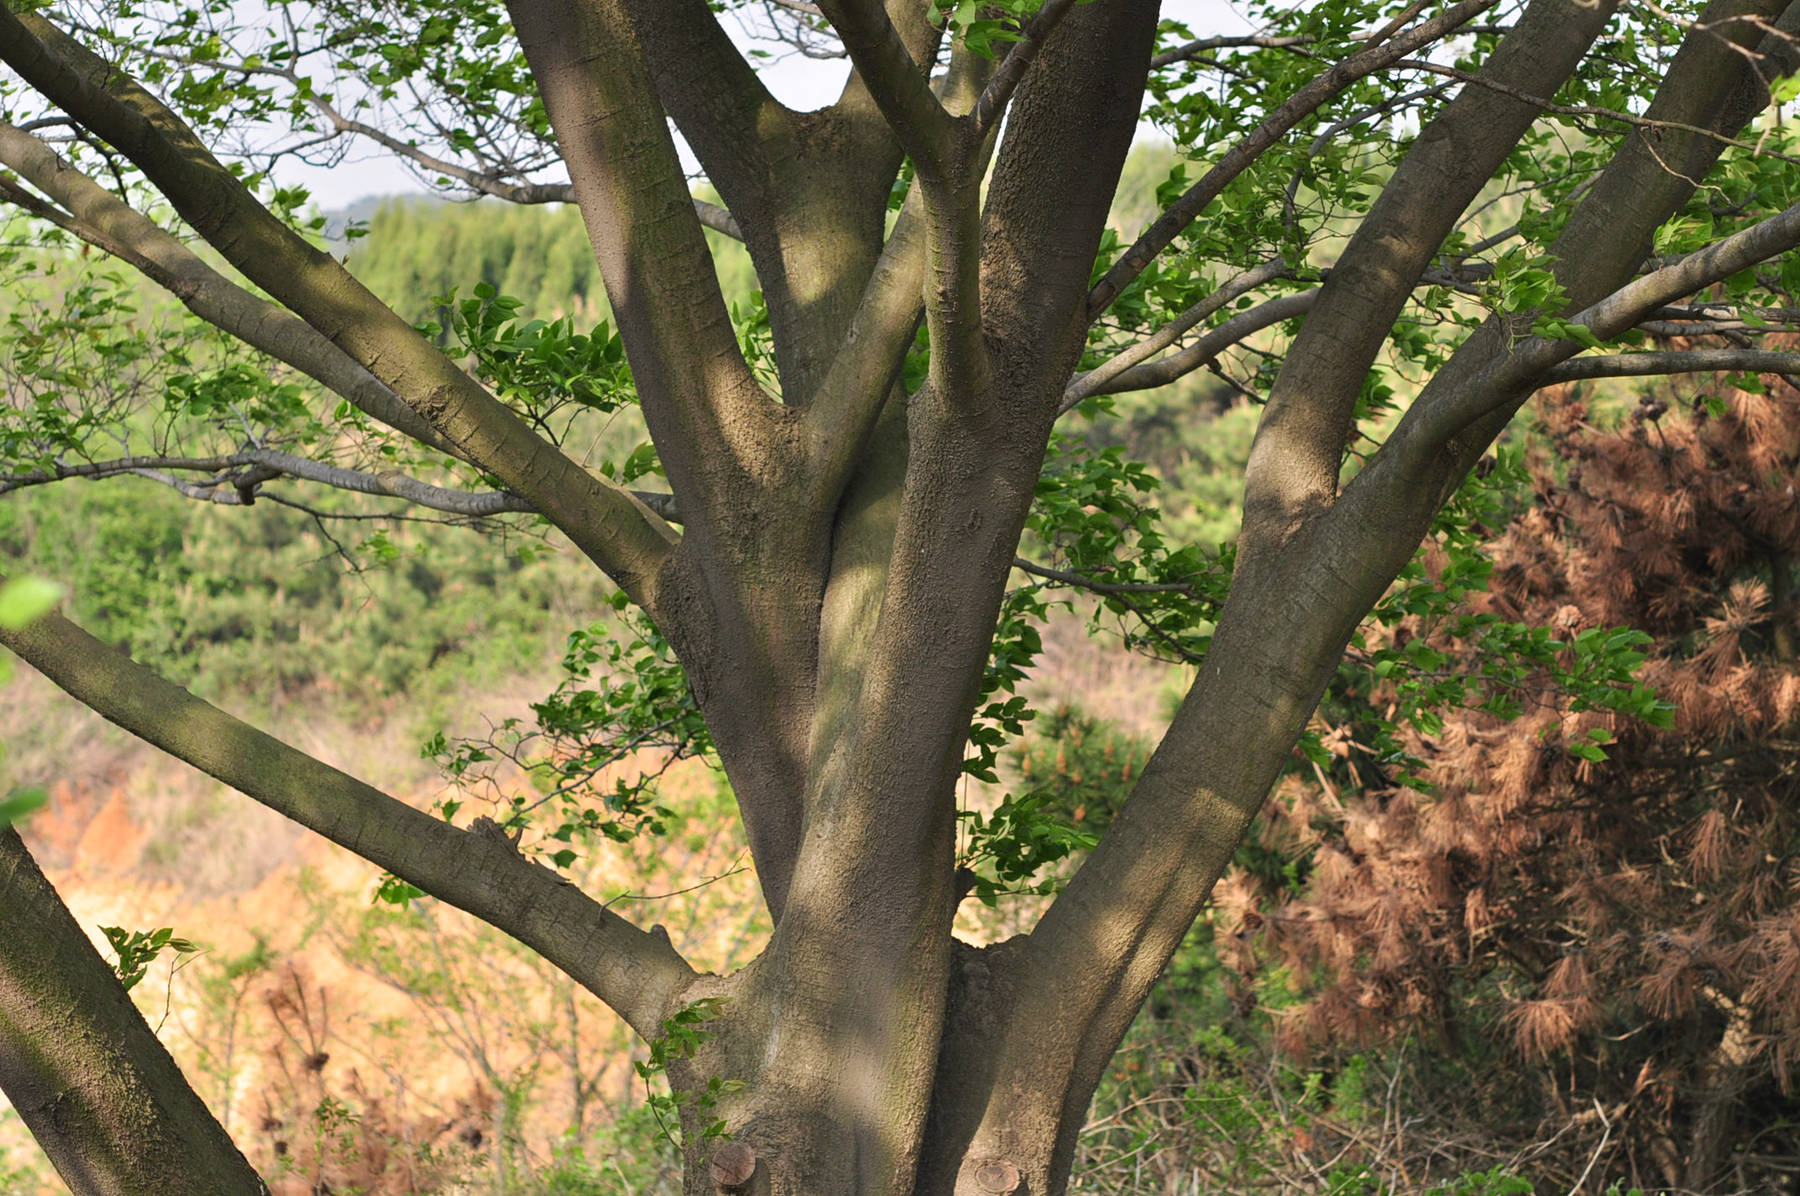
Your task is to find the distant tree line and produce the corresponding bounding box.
[345,196,758,326]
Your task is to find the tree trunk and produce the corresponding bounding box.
[1684,993,1760,1193]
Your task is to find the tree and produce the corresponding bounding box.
[1220,367,1800,1191]
[1,1,1799,1193]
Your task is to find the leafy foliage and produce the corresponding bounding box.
[424,281,639,448]
[101,924,198,993]
[423,597,708,870]
[634,998,740,1148]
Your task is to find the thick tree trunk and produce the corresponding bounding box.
[0,828,267,1195]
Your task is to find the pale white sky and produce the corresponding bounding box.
[270,0,1251,205]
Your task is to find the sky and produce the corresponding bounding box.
[270,0,1253,205]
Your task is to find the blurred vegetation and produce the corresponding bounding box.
[0,476,596,717]
[345,194,759,326]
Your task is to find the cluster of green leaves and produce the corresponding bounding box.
[101,924,199,993]
[962,586,1046,787]
[958,700,1151,907]
[0,251,163,473]
[424,596,710,871]
[424,281,640,449]
[0,243,370,497]
[931,0,1042,58]
[958,412,1669,898]
[1352,618,1671,781]
[1028,423,1233,662]
[165,361,315,428]
[961,414,1213,780]
[956,414,1229,900]
[731,289,780,394]
[635,997,740,1148]
[958,793,1096,907]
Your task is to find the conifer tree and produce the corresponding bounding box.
[1224,361,1800,1192]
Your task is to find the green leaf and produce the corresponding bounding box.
[0,788,47,827]
[372,875,427,907]
[0,576,61,630]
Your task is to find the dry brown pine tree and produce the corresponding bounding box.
[1218,364,1800,1194]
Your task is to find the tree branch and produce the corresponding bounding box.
[0,9,678,612]
[1057,280,1785,410]
[1541,348,1800,382]
[0,603,698,1039]
[1239,0,1622,558]
[1153,32,1352,69]
[1087,0,1504,317]
[1148,22,1513,69]
[1011,557,1195,595]
[0,827,271,1194]
[619,0,799,255]
[1063,258,1292,408]
[817,0,953,175]
[1386,55,1800,166]
[1063,290,1319,411]
[0,449,541,517]
[802,194,927,486]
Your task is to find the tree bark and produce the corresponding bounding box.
[0,828,268,1195]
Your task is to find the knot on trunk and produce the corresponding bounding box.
[710,1141,756,1190]
[974,1159,1021,1193]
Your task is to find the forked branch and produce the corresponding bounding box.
[1239,0,1621,554]
[1397,198,1800,462]
[507,0,780,513]
[818,0,954,174]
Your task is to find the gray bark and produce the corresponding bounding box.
[0,828,268,1195]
